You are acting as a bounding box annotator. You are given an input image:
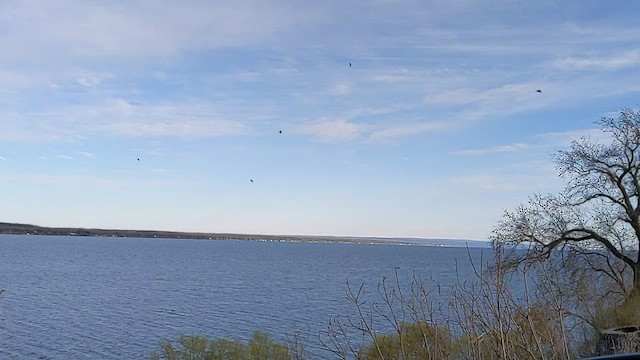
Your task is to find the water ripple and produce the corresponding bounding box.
[0,235,489,359]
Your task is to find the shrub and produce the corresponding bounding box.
[150,331,295,360]
[359,322,458,360]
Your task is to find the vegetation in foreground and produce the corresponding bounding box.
[150,331,302,360]
[151,251,631,359]
[152,109,640,358]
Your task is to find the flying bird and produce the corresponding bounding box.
[349,62,352,68]
[279,130,282,134]
[250,179,254,183]
[137,158,140,161]
[536,89,542,93]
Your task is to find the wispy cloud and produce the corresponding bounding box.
[103,118,246,138]
[0,1,314,62]
[150,168,171,173]
[78,151,95,159]
[447,173,556,192]
[425,83,542,106]
[369,69,411,83]
[0,172,204,187]
[0,99,249,141]
[103,101,247,137]
[0,70,37,94]
[75,70,109,88]
[322,83,354,96]
[1,1,638,148]
[454,143,529,156]
[444,162,561,193]
[552,50,640,71]
[0,155,6,161]
[298,118,364,142]
[535,128,608,148]
[418,72,640,134]
[58,154,72,160]
[418,81,556,130]
[368,121,453,143]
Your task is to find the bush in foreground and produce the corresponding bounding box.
[359,322,458,360]
[152,251,635,359]
[150,331,297,360]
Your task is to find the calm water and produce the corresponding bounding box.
[0,235,491,359]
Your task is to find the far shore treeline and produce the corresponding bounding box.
[0,222,488,247]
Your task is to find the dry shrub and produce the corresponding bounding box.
[594,292,640,330]
[320,249,587,360]
[151,251,635,359]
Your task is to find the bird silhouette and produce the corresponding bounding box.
[137,158,140,161]
[536,89,542,93]
[279,130,282,134]
[349,62,352,68]
[250,179,254,183]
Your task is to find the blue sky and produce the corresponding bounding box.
[0,1,639,240]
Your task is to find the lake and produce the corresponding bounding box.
[0,235,492,359]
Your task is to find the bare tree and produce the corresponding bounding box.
[492,108,640,296]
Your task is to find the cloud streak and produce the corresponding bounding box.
[0,99,249,142]
[535,128,609,148]
[322,83,354,96]
[368,121,453,143]
[454,143,529,156]
[553,50,640,71]
[298,118,364,142]
[424,83,540,106]
[0,1,313,63]
[94,100,248,138]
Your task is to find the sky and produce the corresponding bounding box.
[0,1,639,240]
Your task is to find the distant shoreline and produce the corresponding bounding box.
[0,222,490,248]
